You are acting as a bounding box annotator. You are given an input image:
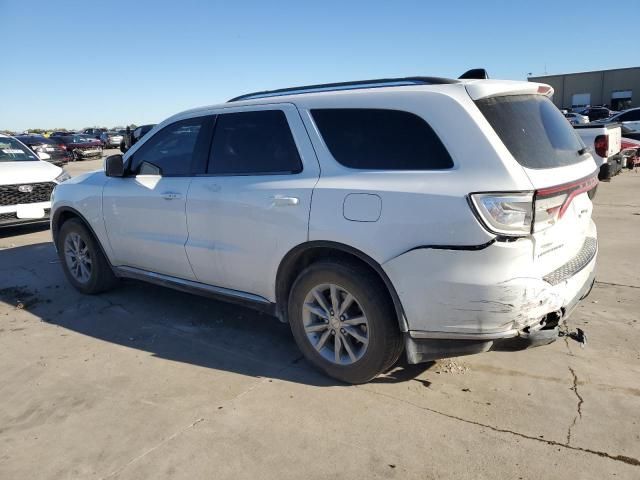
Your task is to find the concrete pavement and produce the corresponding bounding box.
[0,159,639,479]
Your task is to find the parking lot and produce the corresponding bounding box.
[1,154,639,479]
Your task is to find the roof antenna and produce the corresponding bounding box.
[458,68,489,80]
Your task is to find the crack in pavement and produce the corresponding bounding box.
[595,281,640,290]
[358,387,640,468]
[98,417,205,480]
[560,324,574,357]
[566,367,584,445]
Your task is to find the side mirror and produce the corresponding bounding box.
[105,154,124,177]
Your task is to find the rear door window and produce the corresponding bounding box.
[207,110,302,175]
[311,108,453,170]
[476,95,586,169]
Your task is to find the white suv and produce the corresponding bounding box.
[51,75,598,383]
[1,134,70,227]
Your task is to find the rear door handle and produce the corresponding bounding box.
[161,192,182,200]
[272,196,299,207]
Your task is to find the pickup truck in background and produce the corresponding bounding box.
[574,123,622,180]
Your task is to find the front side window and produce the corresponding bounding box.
[311,108,453,170]
[208,110,302,175]
[0,137,39,162]
[130,116,211,176]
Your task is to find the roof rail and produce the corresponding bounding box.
[227,76,459,102]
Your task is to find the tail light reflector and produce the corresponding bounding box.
[594,135,608,157]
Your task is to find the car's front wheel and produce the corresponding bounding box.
[57,218,118,294]
[288,260,403,384]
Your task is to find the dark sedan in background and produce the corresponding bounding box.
[15,135,71,166]
[50,134,103,161]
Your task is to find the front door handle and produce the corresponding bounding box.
[161,192,182,200]
[272,196,299,207]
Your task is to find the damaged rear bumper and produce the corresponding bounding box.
[404,259,596,364]
[382,219,598,365]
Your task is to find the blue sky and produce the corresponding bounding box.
[1,0,638,131]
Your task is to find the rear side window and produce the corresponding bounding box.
[311,108,453,170]
[476,95,586,169]
[208,110,302,175]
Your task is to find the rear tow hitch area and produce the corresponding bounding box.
[560,327,588,348]
[492,310,564,351]
[404,311,589,364]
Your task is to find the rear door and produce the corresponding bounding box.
[185,104,319,301]
[103,115,214,280]
[475,94,598,274]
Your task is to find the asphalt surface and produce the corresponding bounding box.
[1,154,639,479]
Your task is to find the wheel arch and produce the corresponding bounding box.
[275,241,408,332]
[52,207,114,268]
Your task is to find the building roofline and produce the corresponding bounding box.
[528,66,639,79]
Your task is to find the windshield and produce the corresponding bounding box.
[0,137,39,162]
[476,94,586,169]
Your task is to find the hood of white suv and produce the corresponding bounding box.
[0,160,62,185]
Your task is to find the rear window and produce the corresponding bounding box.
[476,95,586,169]
[311,108,453,170]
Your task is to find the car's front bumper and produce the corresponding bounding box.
[0,201,52,227]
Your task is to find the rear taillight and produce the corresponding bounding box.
[59,144,67,150]
[594,135,608,157]
[469,192,534,236]
[469,173,599,236]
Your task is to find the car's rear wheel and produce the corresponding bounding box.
[288,260,403,384]
[57,218,118,294]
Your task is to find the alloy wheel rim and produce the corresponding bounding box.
[64,232,92,283]
[302,283,369,365]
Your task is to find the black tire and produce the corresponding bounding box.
[57,218,118,294]
[288,260,403,384]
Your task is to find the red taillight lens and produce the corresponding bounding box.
[533,173,599,232]
[594,135,608,157]
[59,144,67,150]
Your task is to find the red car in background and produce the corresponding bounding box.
[49,134,103,161]
[621,126,640,168]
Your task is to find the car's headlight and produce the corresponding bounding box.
[55,170,71,183]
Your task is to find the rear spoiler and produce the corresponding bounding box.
[465,80,554,101]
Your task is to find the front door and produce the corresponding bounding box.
[103,115,214,280]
